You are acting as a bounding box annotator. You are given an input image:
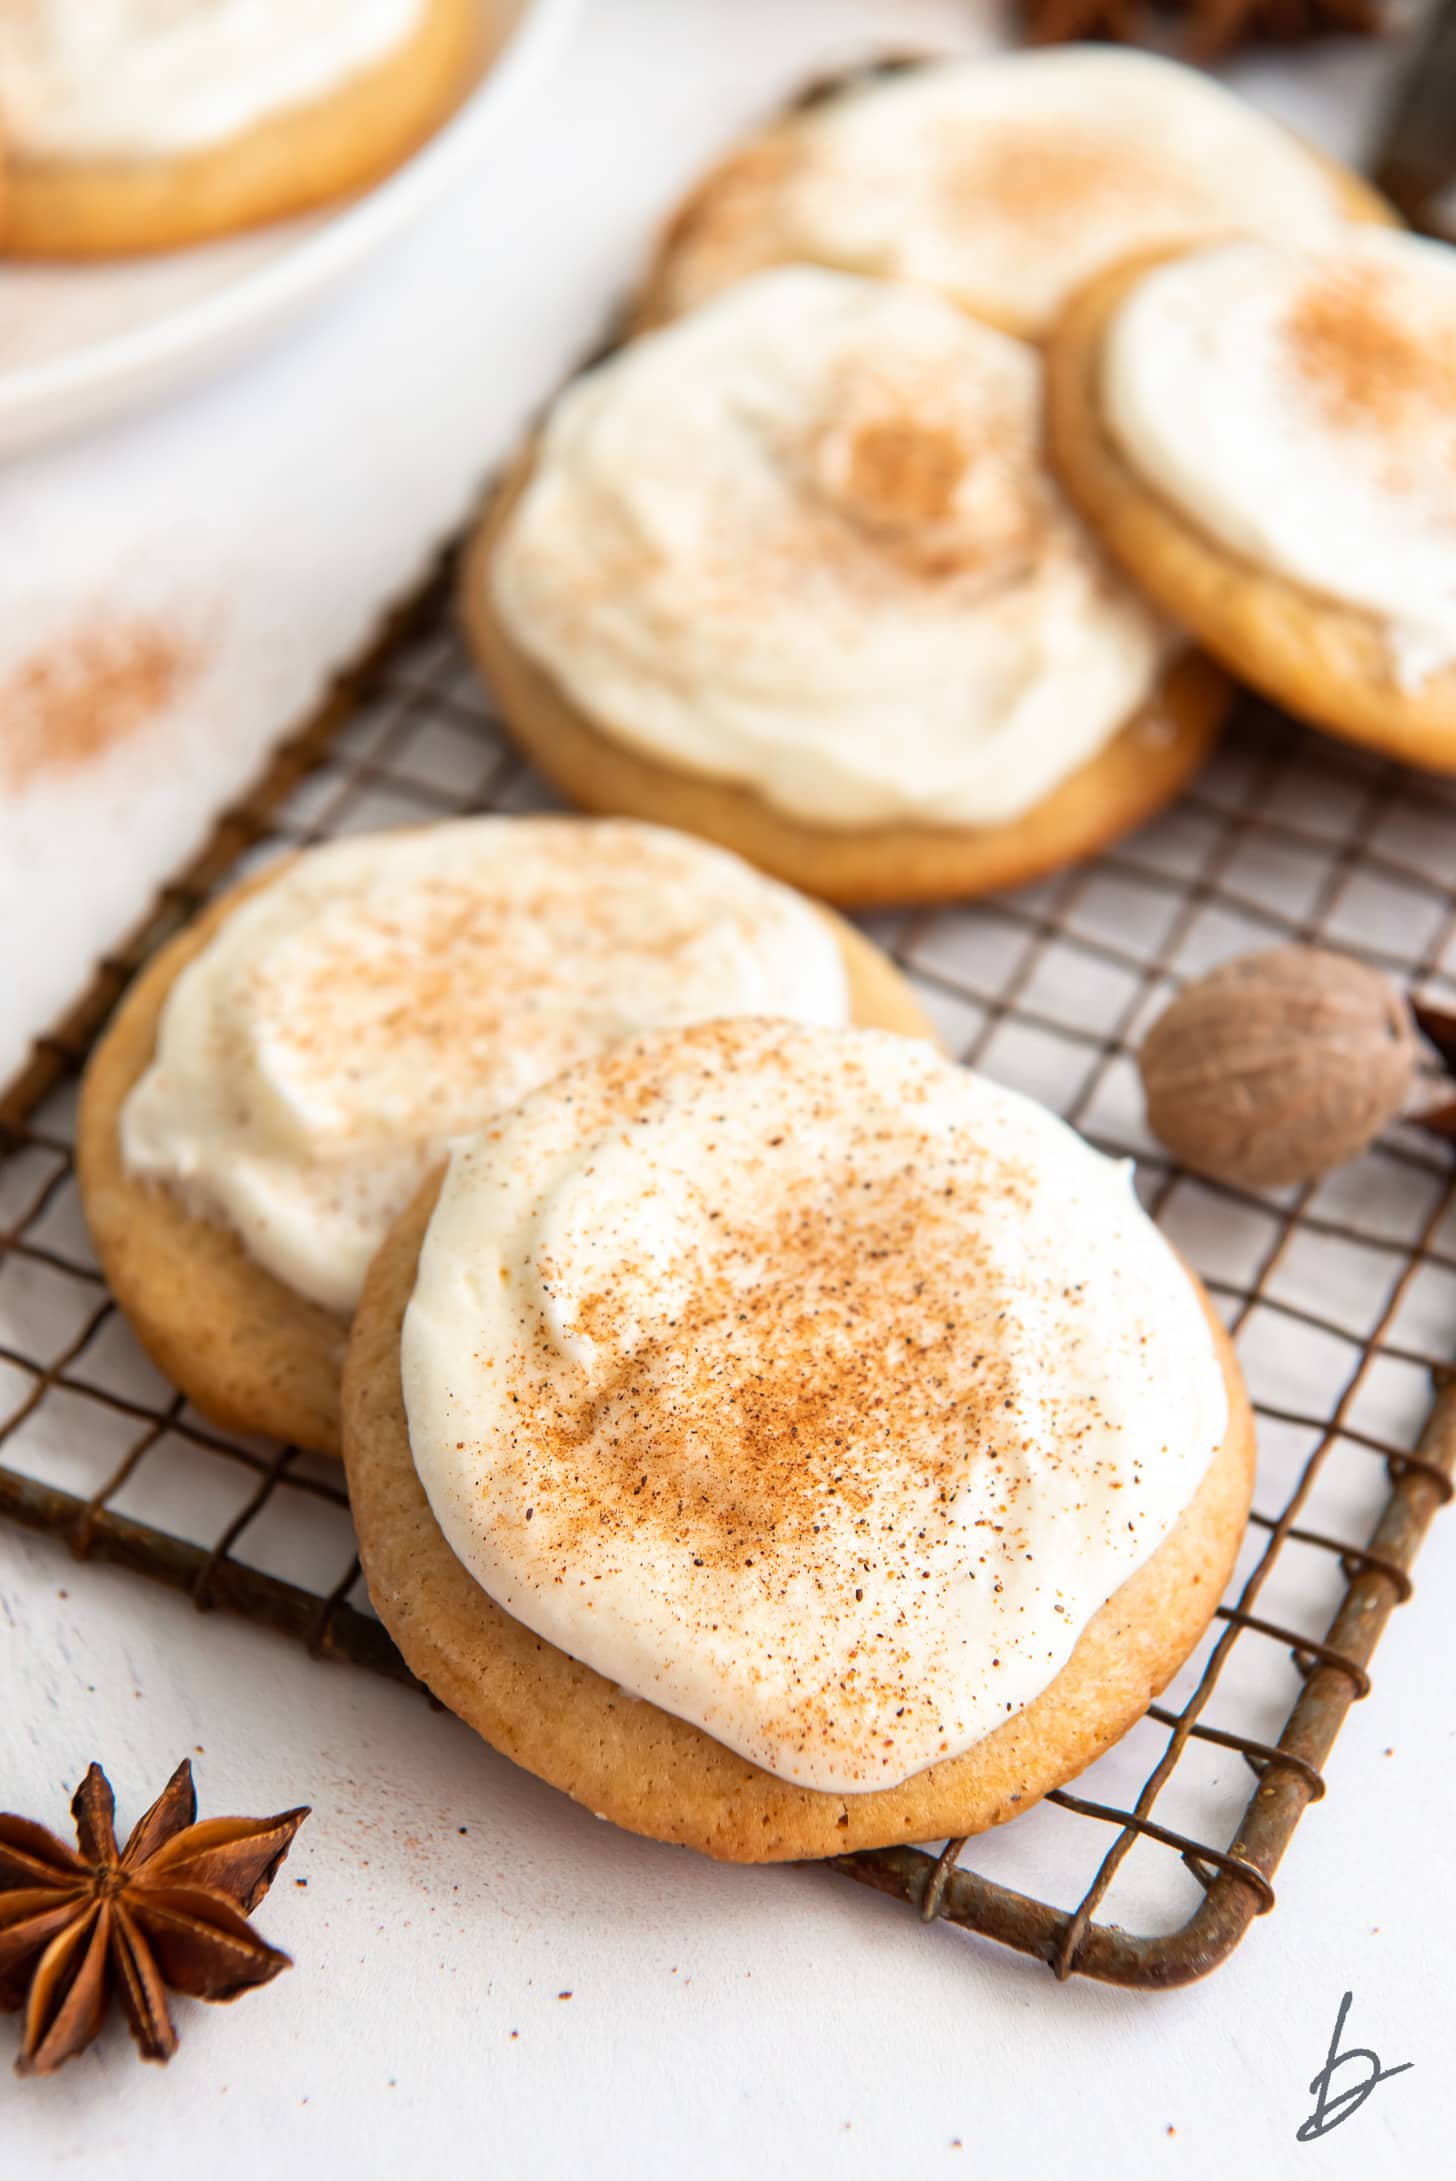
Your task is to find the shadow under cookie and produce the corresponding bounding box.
[341,1175,1256,1863]
[75,869,935,1459]
[461,455,1232,911]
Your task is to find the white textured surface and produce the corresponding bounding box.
[0,1496,1450,2177]
[0,4,1450,2175]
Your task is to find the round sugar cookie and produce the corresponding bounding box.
[632,50,1397,342]
[1,0,482,258]
[341,1171,1255,1863]
[461,449,1230,911]
[76,854,934,1458]
[1045,248,1456,771]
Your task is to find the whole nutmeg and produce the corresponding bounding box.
[1139,945,1420,1189]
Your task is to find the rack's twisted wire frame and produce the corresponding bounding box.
[2,569,1453,1990]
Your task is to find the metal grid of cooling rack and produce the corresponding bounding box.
[2,569,1455,1990]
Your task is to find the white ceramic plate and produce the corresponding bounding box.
[0,0,578,459]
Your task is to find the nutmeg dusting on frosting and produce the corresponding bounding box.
[1285,266,1456,441]
[403,1019,1229,1792]
[490,269,1166,830]
[941,121,1204,237]
[121,820,850,1315]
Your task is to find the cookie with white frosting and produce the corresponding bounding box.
[465,267,1229,906]
[77,817,931,1454]
[0,0,483,255]
[342,1018,1255,1859]
[1046,229,1456,769]
[634,47,1394,343]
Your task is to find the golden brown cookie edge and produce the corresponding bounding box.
[341,1168,1256,1863]
[3,0,483,258]
[75,847,933,1458]
[1044,248,1456,769]
[75,864,352,1456]
[460,449,1231,910]
[628,84,1399,341]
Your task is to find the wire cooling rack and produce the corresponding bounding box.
[2,564,1455,1990]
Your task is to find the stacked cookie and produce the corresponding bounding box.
[78,805,1255,1860]
[0,0,483,255]
[462,44,1453,906]
[79,819,920,1455]
[72,45,1310,1865]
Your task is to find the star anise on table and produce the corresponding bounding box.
[1015,0,1385,58]
[1017,0,1148,44]
[0,1760,309,2076]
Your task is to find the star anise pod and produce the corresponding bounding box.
[0,1760,309,2076]
[1174,0,1384,60]
[1017,0,1148,43]
[1014,0,1385,54]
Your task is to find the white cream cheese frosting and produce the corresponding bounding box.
[0,0,429,160]
[1101,231,1456,688]
[653,48,1356,337]
[402,1018,1230,1795]
[120,819,850,1315]
[490,267,1171,831]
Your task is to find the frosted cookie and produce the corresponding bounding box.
[465,268,1229,909]
[342,1019,1256,1862]
[1047,230,1456,768]
[0,0,482,257]
[634,47,1394,342]
[77,818,931,1456]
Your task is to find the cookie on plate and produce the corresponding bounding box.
[1046,229,1456,769]
[0,0,483,257]
[342,1018,1256,1862]
[77,817,931,1456]
[464,266,1230,909]
[634,46,1395,342]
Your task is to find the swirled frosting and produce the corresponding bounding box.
[1102,231,1456,687]
[403,1019,1229,1793]
[120,819,849,1313]
[489,268,1170,830]
[648,47,1356,338]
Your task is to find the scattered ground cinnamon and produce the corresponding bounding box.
[944,121,1198,236]
[1285,267,1456,437]
[0,615,198,794]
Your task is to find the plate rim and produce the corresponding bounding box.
[0,0,580,440]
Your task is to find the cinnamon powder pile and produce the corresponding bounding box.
[0,616,197,794]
